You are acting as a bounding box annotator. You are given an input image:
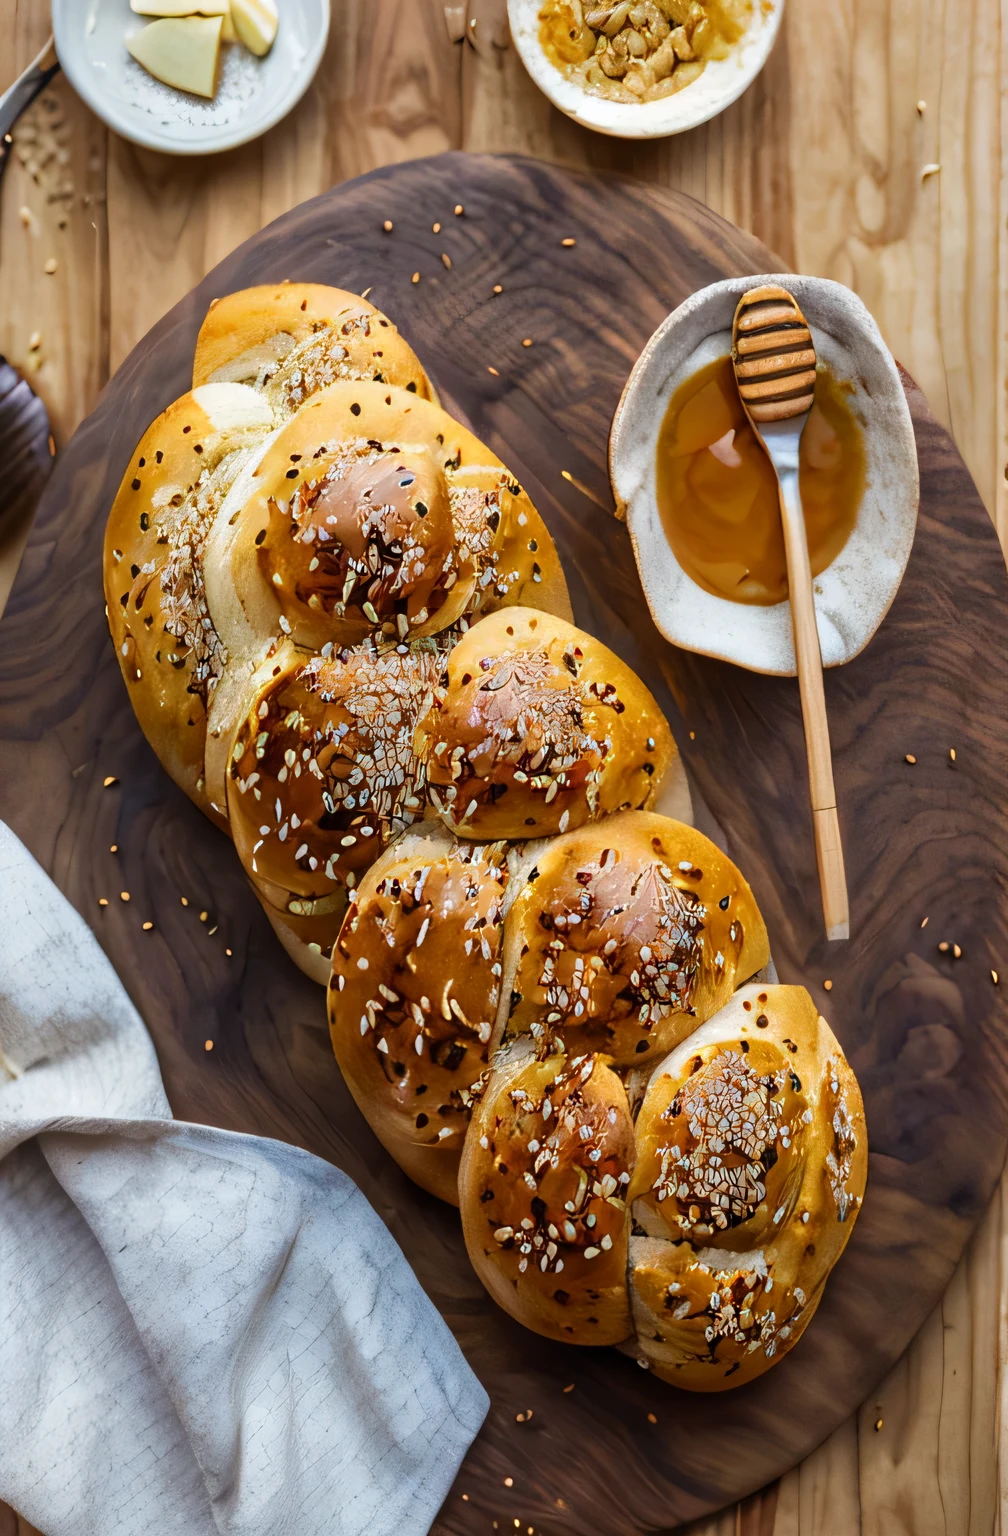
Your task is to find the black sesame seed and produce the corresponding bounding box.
[756,1014,769,1028]
[406,381,417,393]
[415,1113,429,1128]
[635,1040,649,1053]
[131,478,141,491]
[139,512,149,531]
[255,528,267,545]
[286,468,299,479]
[350,403,362,416]
[719,894,731,910]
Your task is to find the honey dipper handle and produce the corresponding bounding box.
[777,466,851,942]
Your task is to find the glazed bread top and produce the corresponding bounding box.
[500,812,770,1067]
[416,607,685,841]
[191,282,437,415]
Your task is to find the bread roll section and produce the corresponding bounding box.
[500,812,769,1066]
[416,608,686,840]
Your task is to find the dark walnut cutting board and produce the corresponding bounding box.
[0,153,1006,1536]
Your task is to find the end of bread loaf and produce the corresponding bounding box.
[191,283,437,412]
[623,983,867,1389]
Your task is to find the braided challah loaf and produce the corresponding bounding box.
[105,280,866,1390]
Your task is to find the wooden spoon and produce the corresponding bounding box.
[731,284,849,942]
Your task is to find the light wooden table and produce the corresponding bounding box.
[1,3,1006,1533]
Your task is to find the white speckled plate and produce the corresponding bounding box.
[53,0,329,156]
[507,0,784,139]
[609,276,920,676]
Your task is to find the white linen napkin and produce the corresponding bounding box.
[0,822,488,1536]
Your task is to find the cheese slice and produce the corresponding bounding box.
[126,16,223,98]
[130,0,227,13]
[230,0,278,56]
[221,7,238,42]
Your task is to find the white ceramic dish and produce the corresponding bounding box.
[609,275,920,676]
[53,0,329,156]
[507,0,784,139]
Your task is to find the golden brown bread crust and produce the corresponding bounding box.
[212,383,572,659]
[500,812,770,1067]
[459,1038,635,1344]
[624,983,867,1390]
[191,283,436,414]
[103,383,274,829]
[226,636,447,916]
[416,608,683,841]
[328,825,511,1204]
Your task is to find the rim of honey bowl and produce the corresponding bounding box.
[609,275,920,677]
[507,0,785,141]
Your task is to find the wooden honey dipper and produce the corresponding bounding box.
[732,284,849,941]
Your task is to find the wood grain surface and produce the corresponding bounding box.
[2,3,1007,1532]
[1,151,1006,1535]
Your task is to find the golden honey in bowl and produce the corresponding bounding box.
[654,355,867,606]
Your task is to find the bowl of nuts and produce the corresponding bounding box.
[507,0,784,137]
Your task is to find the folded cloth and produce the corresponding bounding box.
[0,823,488,1536]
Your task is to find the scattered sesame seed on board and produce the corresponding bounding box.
[488,366,499,376]
[180,896,189,907]
[454,204,464,216]
[515,1412,525,1422]
[441,252,452,269]
[562,1382,574,1393]
[904,753,916,764]
[921,163,941,181]
[360,286,372,300]
[382,220,393,233]
[208,925,218,936]
[103,775,118,788]
[938,941,949,953]
[647,1412,657,1424]
[521,337,532,347]
[225,948,233,958]
[993,970,1000,985]
[917,99,926,112]
[920,915,929,928]
[142,921,153,932]
[98,897,108,908]
[949,747,957,762]
[689,730,696,741]
[44,257,57,274]
[411,272,420,284]
[561,237,576,247]
[874,1417,883,1431]
[823,979,833,991]
[120,891,130,902]
[199,910,209,923]
[493,284,503,294]
[204,1040,214,1052]
[952,943,962,958]
[110,844,117,853]
[432,221,441,233]
[503,1476,513,1487]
